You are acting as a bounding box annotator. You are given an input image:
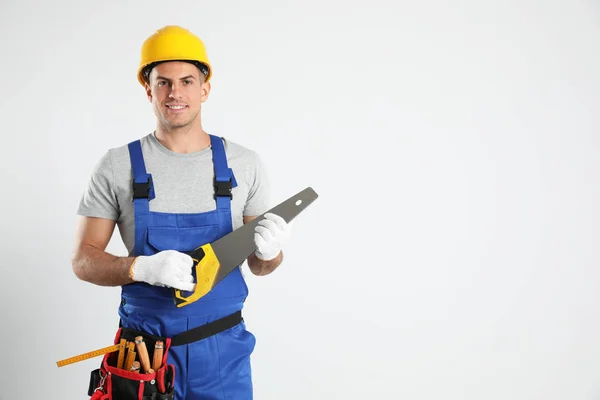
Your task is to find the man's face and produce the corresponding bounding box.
[145,61,210,130]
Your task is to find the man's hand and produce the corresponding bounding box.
[129,250,195,291]
[254,213,292,261]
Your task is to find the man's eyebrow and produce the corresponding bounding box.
[156,75,197,81]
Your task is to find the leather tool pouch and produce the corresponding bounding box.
[88,327,175,400]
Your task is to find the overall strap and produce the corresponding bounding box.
[127,140,155,214]
[209,135,237,211]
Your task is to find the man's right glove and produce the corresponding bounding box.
[128,250,195,291]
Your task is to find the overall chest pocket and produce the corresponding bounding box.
[146,225,220,253]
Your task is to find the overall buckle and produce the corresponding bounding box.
[132,176,152,199]
[214,178,232,199]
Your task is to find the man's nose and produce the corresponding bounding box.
[169,83,183,98]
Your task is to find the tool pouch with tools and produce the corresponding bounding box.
[88,327,175,400]
[87,310,243,399]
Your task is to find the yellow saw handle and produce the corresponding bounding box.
[173,243,220,308]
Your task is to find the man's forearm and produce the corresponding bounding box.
[72,244,136,286]
[247,251,283,276]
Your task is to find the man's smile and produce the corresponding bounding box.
[166,104,188,113]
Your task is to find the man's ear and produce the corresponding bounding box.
[201,81,211,103]
[145,81,152,102]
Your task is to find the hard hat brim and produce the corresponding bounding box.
[138,59,211,86]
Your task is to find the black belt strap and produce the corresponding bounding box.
[170,310,243,346]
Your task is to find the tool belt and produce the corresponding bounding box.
[88,310,243,400]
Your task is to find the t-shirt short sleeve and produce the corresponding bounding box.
[243,151,271,217]
[76,150,120,221]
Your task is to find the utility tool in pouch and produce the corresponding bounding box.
[88,327,175,400]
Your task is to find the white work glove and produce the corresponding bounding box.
[254,213,292,261]
[129,250,195,291]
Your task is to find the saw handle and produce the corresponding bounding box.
[173,244,221,308]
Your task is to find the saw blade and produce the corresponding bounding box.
[210,186,319,284]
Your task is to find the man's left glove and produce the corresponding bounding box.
[254,213,292,261]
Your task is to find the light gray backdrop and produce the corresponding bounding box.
[1,0,599,399]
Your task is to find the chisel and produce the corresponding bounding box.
[135,336,152,373]
[152,341,164,371]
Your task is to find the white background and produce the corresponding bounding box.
[1,0,599,399]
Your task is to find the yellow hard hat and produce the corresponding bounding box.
[137,25,212,86]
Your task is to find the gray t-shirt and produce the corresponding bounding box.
[77,132,271,256]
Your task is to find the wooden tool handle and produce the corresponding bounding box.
[134,336,152,373]
[152,341,164,371]
[130,361,140,373]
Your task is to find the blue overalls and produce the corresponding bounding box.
[118,134,256,399]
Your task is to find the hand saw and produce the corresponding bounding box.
[173,186,319,307]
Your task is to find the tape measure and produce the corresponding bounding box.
[56,344,120,367]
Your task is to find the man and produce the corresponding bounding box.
[71,25,292,399]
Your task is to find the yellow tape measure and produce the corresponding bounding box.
[56,344,120,367]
